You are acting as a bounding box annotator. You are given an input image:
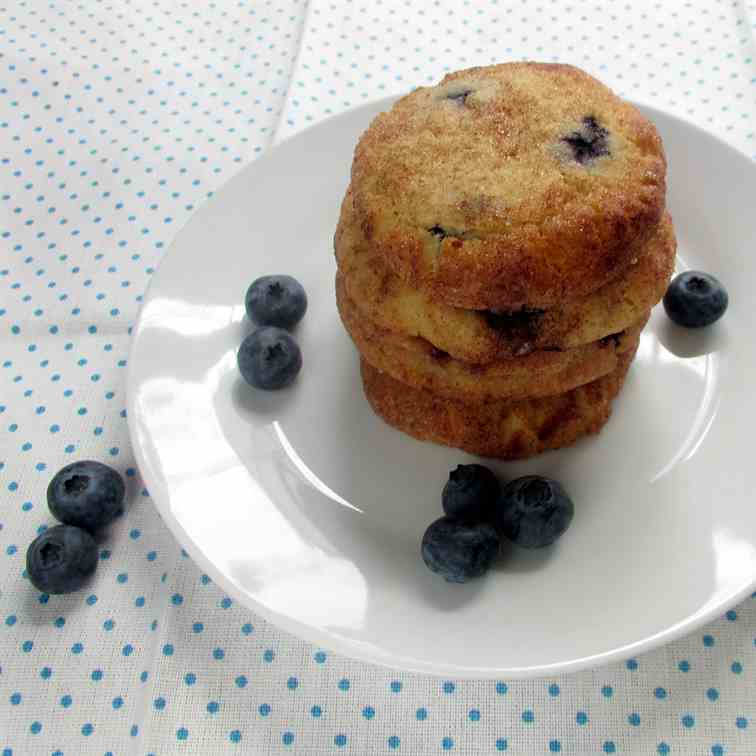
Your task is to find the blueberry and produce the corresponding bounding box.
[237,327,302,390]
[442,464,499,522]
[421,517,500,583]
[663,271,728,328]
[562,115,610,164]
[245,275,307,329]
[444,88,473,105]
[47,461,125,533]
[26,525,98,594]
[496,476,574,549]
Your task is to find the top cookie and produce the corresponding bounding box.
[350,63,667,309]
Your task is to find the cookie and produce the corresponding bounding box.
[360,345,637,459]
[336,273,647,401]
[337,189,675,362]
[350,62,666,309]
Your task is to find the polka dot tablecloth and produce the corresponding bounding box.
[1,0,755,754]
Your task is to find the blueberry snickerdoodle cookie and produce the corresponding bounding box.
[360,344,637,459]
[336,272,647,402]
[350,62,667,309]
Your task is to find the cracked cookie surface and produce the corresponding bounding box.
[350,62,666,309]
[336,190,675,362]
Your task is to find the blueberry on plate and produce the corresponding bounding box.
[442,464,499,523]
[663,271,728,328]
[238,326,302,390]
[26,524,98,594]
[245,275,308,329]
[496,476,574,549]
[47,460,125,533]
[421,516,500,583]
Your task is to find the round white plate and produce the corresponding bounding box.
[127,98,756,678]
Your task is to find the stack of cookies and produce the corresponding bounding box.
[335,63,675,459]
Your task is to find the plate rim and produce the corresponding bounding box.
[126,97,756,678]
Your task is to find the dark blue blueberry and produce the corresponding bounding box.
[496,476,574,548]
[442,464,499,523]
[445,88,473,105]
[421,516,500,583]
[47,461,125,532]
[245,275,307,329]
[663,271,728,328]
[26,525,98,594]
[237,327,302,390]
[562,115,610,164]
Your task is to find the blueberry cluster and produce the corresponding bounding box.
[421,465,574,583]
[26,461,126,594]
[238,275,307,389]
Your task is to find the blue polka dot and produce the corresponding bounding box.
[311,705,322,718]
[362,706,375,720]
[241,623,253,635]
[495,739,507,752]
[703,634,715,647]
[416,708,427,721]
[469,709,480,722]
[441,737,454,750]
[576,712,588,725]
[706,688,720,701]
[443,681,455,694]
[40,666,52,679]
[258,704,270,717]
[655,687,668,699]
[171,593,183,605]
[522,710,534,723]
[549,741,561,753]
[176,727,188,740]
[726,609,737,621]
[314,651,326,663]
[390,680,402,693]
[628,713,641,726]
[678,660,691,672]
[184,673,196,686]
[263,649,275,662]
[682,714,695,728]
[81,723,94,736]
[9,693,21,705]
[112,696,123,709]
[496,682,508,695]
[731,661,743,674]
[338,678,350,691]
[287,676,298,690]
[736,717,748,729]
[603,742,616,754]
[548,683,560,696]
[657,743,670,755]
[91,670,103,681]
[213,648,224,660]
[388,735,400,749]
[602,685,613,698]
[711,746,723,756]
[235,675,247,688]
[207,702,220,714]
[626,658,638,670]
[154,697,166,711]
[229,730,241,744]
[30,721,42,734]
[282,732,295,745]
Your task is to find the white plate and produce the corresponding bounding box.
[127,98,756,678]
